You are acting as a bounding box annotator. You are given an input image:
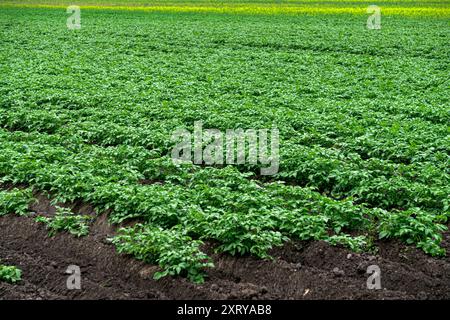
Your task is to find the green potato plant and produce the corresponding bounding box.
[35,207,92,237]
[0,265,22,284]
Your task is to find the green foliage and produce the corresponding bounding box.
[0,7,448,282]
[378,208,447,256]
[200,210,286,258]
[326,235,368,253]
[0,188,34,216]
[35,207,91,237]
[110,224,214,283]
[0,265,22,284]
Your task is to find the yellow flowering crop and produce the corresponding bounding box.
[1,1,449,17]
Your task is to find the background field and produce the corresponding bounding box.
[2,0,450,16]
[0,1,449,299]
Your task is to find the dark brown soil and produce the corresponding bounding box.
[1,194,449,300]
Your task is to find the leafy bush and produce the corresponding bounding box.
[0,265,22,284]
[203,211,286,258]
[35,207,91,237]
[378,208,447,256]
[0,188,34,216]
[326,234,368,252]
[110,224,214,283]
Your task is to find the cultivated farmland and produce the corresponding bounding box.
[0,0,449,300]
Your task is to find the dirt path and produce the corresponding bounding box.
[1,202,449,300]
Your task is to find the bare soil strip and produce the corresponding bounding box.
[1,195,449,299]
